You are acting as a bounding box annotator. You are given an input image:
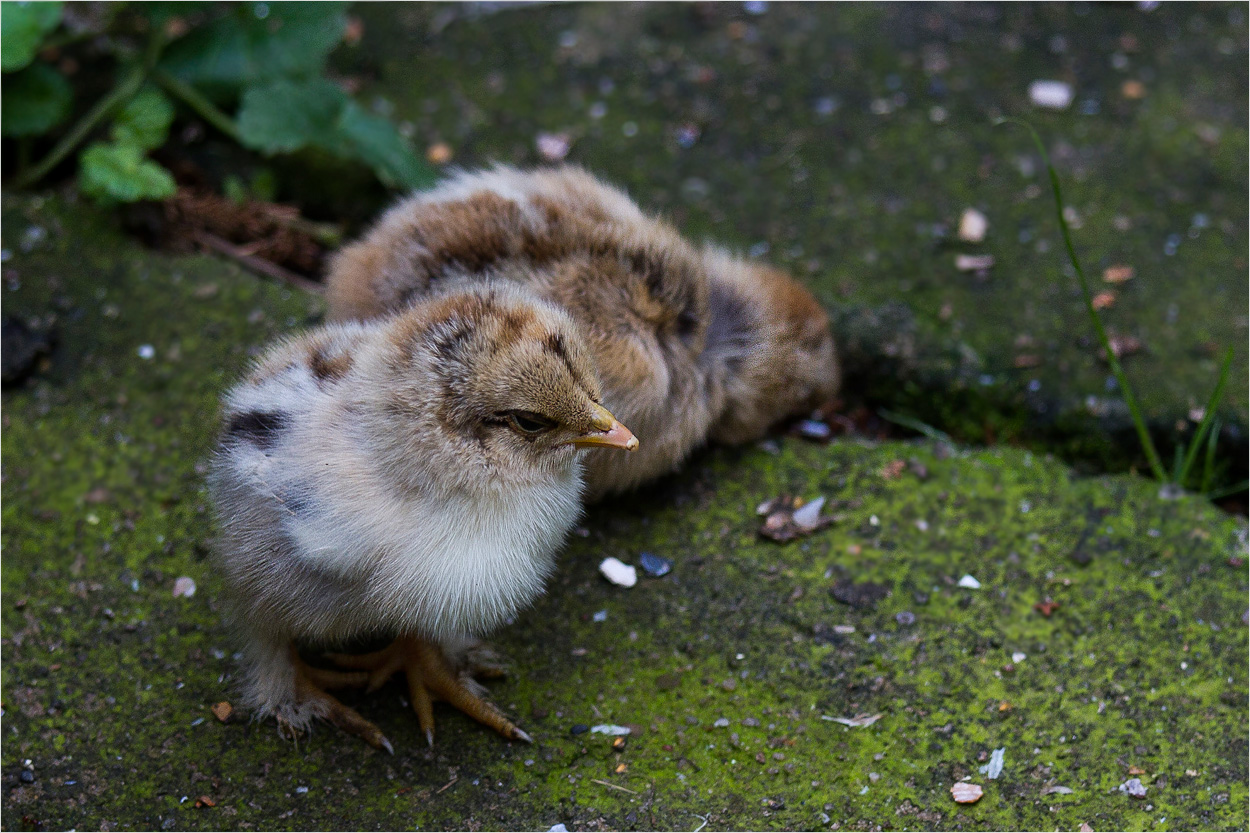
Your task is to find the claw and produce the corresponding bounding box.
[324,636,531,745]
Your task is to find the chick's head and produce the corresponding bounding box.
[372,283,637,492]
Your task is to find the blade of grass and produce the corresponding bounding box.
[1200,417,1221,496]
[996,118,1167,481]
[1203,479,1247,502]
[878,408,953,443]
[1177,346,1234,486]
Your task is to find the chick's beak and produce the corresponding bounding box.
[567,403,639,452]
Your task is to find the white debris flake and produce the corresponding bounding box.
[137,344,156,360]
[1043,785,1074,795]
[549,825,569,833]
[1029,80,1074,109]
[1012,651,1027,663]
[172,576,197,598]
[1119,777,1147,798]
[951,782,984,803]
[792,496,826,530]
[955,254,995,272]
[589,724,631,736]
[979,747,1005,779]
[598,557,637,588]
[958,208,989,243]
[821,713,883,728]
[957,574,982,589]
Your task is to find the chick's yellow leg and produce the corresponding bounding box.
[288,651,395,754]
[326,636,531,747]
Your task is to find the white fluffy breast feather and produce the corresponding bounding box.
[285,444,582,641]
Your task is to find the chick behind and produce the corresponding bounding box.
[325,165,839,499]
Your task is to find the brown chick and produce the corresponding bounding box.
[325,165,838,499]
[209,281,637,751]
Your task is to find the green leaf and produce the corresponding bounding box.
[1,1,63,73]
[335,101,436,189]
[110,87,175,150]
[79,142,177,204]
[236,78,347,153]
[157,2,348,92]
[1,62,72,137]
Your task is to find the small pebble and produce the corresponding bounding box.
[536,132,572,162]
[957,574,981,589]
[955,254,995,272]
[797,419,832,441]
[426,143,453,165]
[20,770,34,784]
[951,782,983,803]
[592,609,607,622]
[549,825,569,833]
[1103,265,1135,284]
[570,724,589,735]
[713,717,730,728]
[137,344,155,360]
[639,552,672,577]
[1119,778,1147,799]
[172,576,197,598]
[895,611,916,626]
[1029,80,1074,109]
[958,208,988,243]
[599,557,637,588]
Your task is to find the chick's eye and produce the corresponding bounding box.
[503,410,557,436]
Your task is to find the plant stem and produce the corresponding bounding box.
[1178,347,1234,485]
[13,66,144,189]
[998,118,1167,481]
[152,68,242,144]
[14,29,167,190]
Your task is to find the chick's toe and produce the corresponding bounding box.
[288,652,393,754]
[327,636,530,747]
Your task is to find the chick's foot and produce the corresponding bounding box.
[288,652,395,753]
[326,636,531,747]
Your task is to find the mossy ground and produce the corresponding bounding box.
[336,2,1248,483]
[2,194,1247,830]
[3,4,1248,830]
